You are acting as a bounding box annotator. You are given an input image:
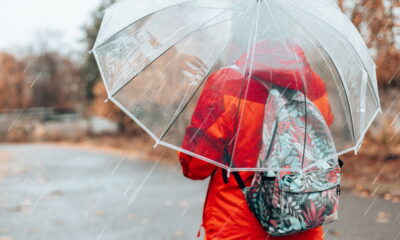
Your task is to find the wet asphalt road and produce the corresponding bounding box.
[0,144,399,240]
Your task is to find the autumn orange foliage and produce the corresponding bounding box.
[342,0,400,86]
[0,52,27,111]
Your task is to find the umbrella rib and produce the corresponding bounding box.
[269,0,357,144]
[106,6,241,99]
[264,1,310,167]
[156,0,252,143]
[284,3,381,108]
[93,50,112,97]
[229,1,261,170]
[95,1,246,50]
[94,0,199,50]
[295,7,381,142]
[185,6,239,10]
[96,15,235,56]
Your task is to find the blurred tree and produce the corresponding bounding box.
[0,51,82,111]
[81,0,116,100]
[0,53,27,110]
[82,0,143,135]
[341,0,400,87]
[23,52,82,109]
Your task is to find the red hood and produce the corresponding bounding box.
[234,40,326,100]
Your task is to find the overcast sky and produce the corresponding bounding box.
[0,0,103,53]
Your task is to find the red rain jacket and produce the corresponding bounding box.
[179,41,333,240]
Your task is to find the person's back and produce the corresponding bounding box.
[179,41,333,240]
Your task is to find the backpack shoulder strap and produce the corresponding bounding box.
[233,172,246,191]
[226,83,290,190]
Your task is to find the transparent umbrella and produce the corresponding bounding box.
[92,0,381,172]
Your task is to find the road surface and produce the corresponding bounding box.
[0,144,399,240]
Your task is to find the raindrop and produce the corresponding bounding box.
[128,160,160,205]
[95,210,106,217]
[174,230,184,237]
[140,218,149,224]
[178,200,188,208]
[375,211,390,223]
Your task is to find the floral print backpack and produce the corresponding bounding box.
[232,85,343,236]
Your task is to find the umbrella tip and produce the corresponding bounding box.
[88,49,94,54]
[153,140,160,149]
[227,168,231,178]
[104,98,110,103]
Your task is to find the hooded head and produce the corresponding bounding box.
[234,39,327,101]
[234,39,333,125]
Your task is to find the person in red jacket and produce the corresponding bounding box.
[179,40,333,240]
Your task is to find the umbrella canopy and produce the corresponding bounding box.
[92,0,381,172]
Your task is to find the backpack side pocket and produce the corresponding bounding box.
[243,172,281,230]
